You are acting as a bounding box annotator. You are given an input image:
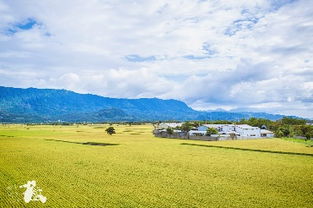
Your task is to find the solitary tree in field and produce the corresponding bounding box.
[105,127,116,135]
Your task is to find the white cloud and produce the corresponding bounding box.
[0,0,312,118]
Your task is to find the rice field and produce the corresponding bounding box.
[0,124,312,207]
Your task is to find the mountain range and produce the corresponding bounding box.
[0,86,287,123]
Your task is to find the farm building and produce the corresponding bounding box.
[157,122,182,129]
[234,125,260,138]
[197,124,274,139]
[198,124,223,131]
[155,123,274,140]
[260,129,274,138]
[188,130,207,136]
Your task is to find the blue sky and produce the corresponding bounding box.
[0,0,312,118]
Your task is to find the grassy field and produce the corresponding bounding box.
[0,124,313,208]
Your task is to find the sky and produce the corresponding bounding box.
[0,0,312,118]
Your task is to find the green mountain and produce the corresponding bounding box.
[0,86,284,123]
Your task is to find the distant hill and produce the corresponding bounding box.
[0,86,286,123]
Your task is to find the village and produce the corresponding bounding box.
[153,122,274,141]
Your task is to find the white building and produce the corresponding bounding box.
[260,129,274,138]
[198,124,222,132]
[235,125,261,138]
[197,124,274,139]
[157,122,274,139]
[188,130,207,136]
[157,122,182,129]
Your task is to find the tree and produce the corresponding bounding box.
[280,117,306,125]
[105,127,116,135]
[229,133,237,140]
[206,127,218,136]
[275,129,284,138]
[181,122,192,132]
[166,127,173,135]
[275,125,293,137]
[305,133,312,141]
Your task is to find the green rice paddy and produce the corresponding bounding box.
[0,124,312,207]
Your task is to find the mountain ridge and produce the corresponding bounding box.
[0,86,290,122]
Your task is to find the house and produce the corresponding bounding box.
[260,129,274,138]
[155,122,274,140]
[198,124,266,139]
[197,126,208,131]
[198,124,224,132]
[157,122,182,129]
[188,130,207,136]
[234,124,261,138]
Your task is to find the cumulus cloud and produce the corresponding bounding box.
[0,0,312,118]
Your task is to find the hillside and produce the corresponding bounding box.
[0,86,284,122]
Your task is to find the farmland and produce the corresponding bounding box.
[0,124,313,208]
